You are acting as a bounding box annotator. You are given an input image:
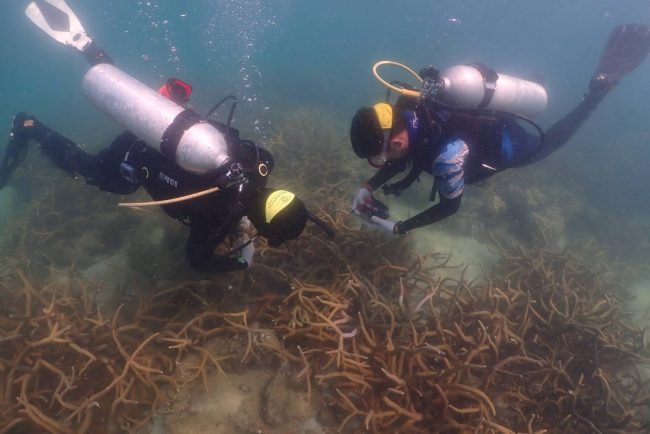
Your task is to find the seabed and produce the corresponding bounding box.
[0,109,649,434]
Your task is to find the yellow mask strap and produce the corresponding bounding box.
[265,190,296,223]
[372,102,393,131]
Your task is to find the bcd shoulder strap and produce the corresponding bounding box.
[160,109,204,161]
[467,63,499,109]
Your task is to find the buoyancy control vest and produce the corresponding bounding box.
[433,108,506,183]
[394,103,510,200]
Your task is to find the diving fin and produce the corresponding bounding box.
[594,23,650,86]
[25,0,93,52]
[0,114,33,189]
[0,140,26,189]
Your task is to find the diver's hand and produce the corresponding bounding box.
[382,182,405,197]
[234,229,254,267]
[352,186,373,213]
[238,216,253,234]
[240,242,254,267]
[368,216,398,234]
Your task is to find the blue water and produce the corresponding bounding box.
[2,2,650,433]
[1,0,649,228]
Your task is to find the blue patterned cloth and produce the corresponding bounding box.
[432,138,469,199]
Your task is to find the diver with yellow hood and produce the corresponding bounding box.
[0,0,334,272]
[350,24,650,235]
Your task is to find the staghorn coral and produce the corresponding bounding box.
[246,229,650,433]
[0,269,172,433]
[1,109,649,434]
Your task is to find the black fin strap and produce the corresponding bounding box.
[160,109,204,161]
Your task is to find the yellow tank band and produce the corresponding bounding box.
[265,190,295,223]
[372,102,393,130]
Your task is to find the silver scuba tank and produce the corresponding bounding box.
[81,63,231,174]
[436,65,548,118]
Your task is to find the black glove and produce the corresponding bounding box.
[382,182,406,197]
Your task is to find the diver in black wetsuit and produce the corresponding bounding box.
[1,80,328,273]
[1,0,335,273]
[348,24,650,235]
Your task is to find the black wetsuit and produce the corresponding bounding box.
[365,87,608,234]
[33,121,273,272]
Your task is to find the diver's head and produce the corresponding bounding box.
[248,189,308,247]
[159,78,193,105]
[350,103,411,168]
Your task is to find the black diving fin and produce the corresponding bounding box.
[0,115,32,189]
[593,23,650,87]
[0,141,27,189]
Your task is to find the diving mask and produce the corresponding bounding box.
[367,129,390,168]
[367,102,393,168]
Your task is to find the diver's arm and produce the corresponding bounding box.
[353,159,408,212]
[186,232,250,272]
[395,137,466,232]
[382,165,423,196]
[395,194,461,234]
[186,213,251,272]
[365,159,409,190]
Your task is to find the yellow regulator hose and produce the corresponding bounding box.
[372,60,424,98]
[118,186,220,208]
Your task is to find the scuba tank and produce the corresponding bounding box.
[81,63,232,175]
[372,61,548,194]
[428,64,548,118]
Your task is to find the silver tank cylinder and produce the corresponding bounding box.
[81,63,230,174]
[438,65,548,118]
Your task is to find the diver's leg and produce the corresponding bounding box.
[9,113,99,179]
[516,81,609,166]
[518,24,650,167]
[6,113,140,194]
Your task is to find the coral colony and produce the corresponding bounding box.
[1,111,649,433]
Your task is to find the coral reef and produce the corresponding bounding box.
[0,269,172,433]
[241,212,650,433]
[1,109,649,434]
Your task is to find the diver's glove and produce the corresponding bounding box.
[367,216,405,235]
[352,185,373,212]
[234,219,255,267]
[239,242,254,267]
[352,186,391,220]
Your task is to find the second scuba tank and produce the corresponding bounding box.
[435,64,548,118]
[81,63,231,175]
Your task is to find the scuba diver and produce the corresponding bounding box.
[0,0,334,273]
[349,24,650,235]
